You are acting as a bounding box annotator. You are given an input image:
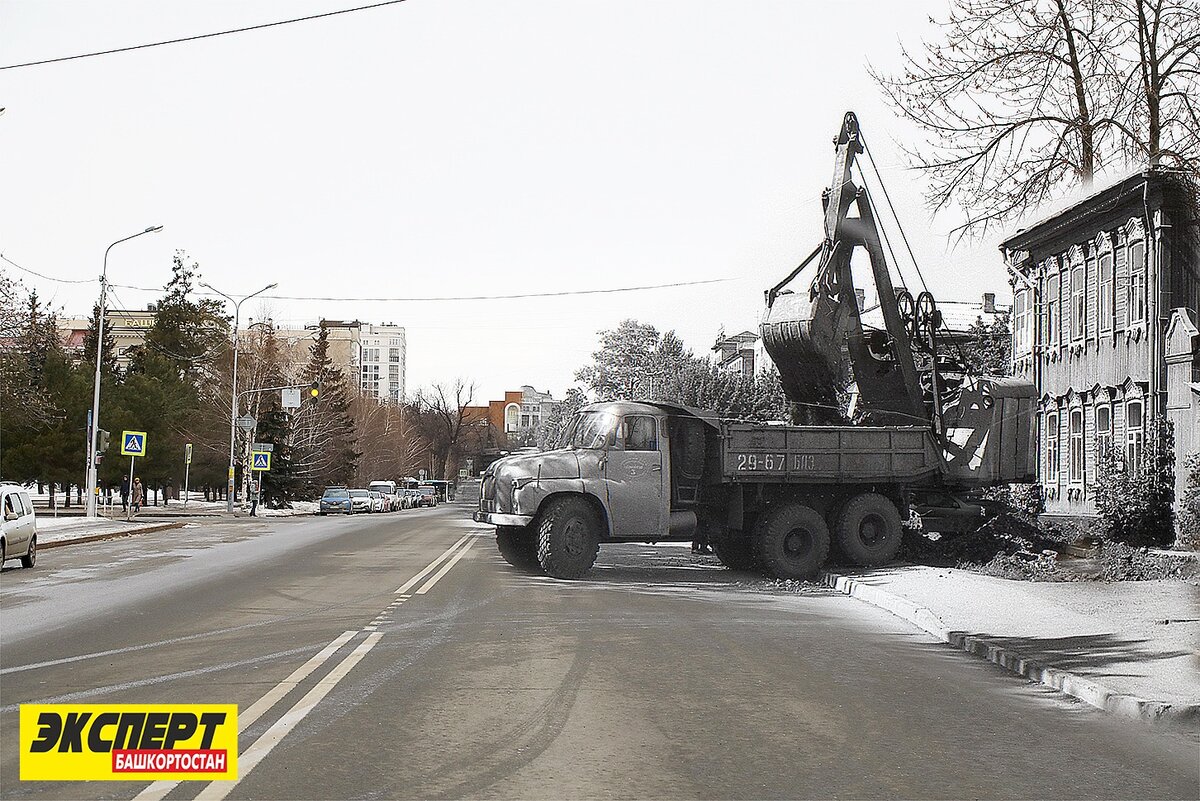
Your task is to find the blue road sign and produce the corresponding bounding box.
[251,452,272,471]
[121,430,147,456]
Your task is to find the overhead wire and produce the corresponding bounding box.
[1,253,95,284]
[0,0,411,71]
[108,276,740,302]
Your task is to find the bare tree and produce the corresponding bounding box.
[874,0,1198,236]
[411,379,477,479]
[1113,0,1200,170]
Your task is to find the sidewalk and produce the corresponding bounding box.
[823,564,1200,725]
[36,517,186,548]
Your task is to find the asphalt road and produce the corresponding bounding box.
[1,503,1196,800]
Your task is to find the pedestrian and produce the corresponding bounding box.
[131,477,144,515]
[249,480,260,516]
[120,475,130,513]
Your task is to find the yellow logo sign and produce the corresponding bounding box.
[19,704,238,781]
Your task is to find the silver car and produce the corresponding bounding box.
[1,483,38,569]
[349,489,372,514]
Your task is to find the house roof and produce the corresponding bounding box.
[999,168,1188,254]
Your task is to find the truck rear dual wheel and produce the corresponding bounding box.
[496,525,539,571]
[536,497,601,579]
[754,503,830,580]
[835,493,903,566]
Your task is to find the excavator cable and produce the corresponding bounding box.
[859,136,971,369]
[860,138,930,293]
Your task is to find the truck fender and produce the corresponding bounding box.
[532,491,613,540]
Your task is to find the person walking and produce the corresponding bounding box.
[131,477,144,516]
[120,475,130,513]
[249,480,260,517]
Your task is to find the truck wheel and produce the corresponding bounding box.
[754,504,830,580]
[496,526,539,570]
[835,493,903,566]
[536,497,601,579]
[711,536,757,571]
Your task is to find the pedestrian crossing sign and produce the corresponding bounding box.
[251,451,271,471]
[120,431,147,456]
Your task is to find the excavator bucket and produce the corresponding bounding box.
[761,287,851,425]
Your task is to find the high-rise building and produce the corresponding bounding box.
[357,324,407,403]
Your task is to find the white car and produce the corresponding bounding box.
[368,491,386,513]
[1,484,38,569]
[349,489,372,514]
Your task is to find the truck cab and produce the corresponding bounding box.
[475,401,711,577]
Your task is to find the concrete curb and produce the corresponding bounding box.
[821,570,1200,726]
[39,521,186,549]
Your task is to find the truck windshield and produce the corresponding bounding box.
[564,411,616,449]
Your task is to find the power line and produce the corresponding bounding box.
[0,253,96,284]
[0,0,410,71]
[108,276,740,302]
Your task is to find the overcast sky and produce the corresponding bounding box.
[2,0,1015,404]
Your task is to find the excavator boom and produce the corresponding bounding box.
[762,112,929,428]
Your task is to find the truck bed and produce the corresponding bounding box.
[720,424,943,484]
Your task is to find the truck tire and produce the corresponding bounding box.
[536,497,601,579]
[496,525,539,570]
[712,536,757,571]
[835,492,903,566]
[754,503,830,580]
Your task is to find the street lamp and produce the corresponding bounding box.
[85,225,163,518]
[200,282,278,513]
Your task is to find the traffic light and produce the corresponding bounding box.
[309,381,320,401]
[96,429,111,454]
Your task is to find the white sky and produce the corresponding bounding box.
[2,0,1014,405]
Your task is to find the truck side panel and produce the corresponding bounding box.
[720,424,942,484]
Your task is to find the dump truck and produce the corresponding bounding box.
[475,112,1037,579]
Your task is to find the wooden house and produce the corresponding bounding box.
[1001,170,1200,524]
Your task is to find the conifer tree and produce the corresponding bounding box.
[291,326,359,493]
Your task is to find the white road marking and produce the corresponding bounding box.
[394,535,470,594]
[416,540,475,595]
[194,633,383,801]
[132,630,357,801]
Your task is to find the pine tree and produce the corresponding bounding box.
[133,252,228,381]
[291,326,359,494]
[81,303,120,377]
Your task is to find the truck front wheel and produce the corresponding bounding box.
[835,493,903,566]
[496,525,539,571]
[536,497,601,579]
[754,504,830,580]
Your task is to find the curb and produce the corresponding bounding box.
[821,570,1200,726]
[39,522,186,549]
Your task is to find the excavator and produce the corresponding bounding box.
[475,112,1037,581]
[761,111,1037,494]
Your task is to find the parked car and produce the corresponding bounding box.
[349,489,372,514]
[415,486,439,507]
[401,489,421,509]
[368,481,399,510]
[368,490,386,513]
[319,486,353,515]
[1,483,37,568]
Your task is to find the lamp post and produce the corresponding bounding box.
[201,282,278,513]
[85,225,163,518]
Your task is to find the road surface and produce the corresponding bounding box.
[1,504,1196,800]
